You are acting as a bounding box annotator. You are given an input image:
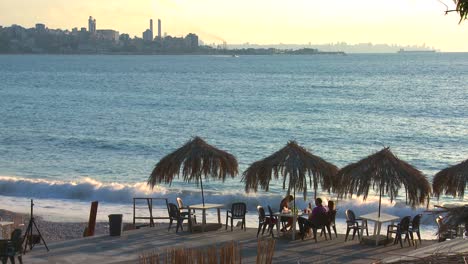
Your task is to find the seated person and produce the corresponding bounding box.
[327,200,335,212]
[298,198,328,239]
[279,194,294,231]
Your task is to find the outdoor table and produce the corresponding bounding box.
[188,203,224,232]
[359,212,399,246]
[0,221,14,239]
[274,212,306,240]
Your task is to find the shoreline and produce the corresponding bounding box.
[0,209,110,242]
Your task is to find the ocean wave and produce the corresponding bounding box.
[0,175,446,225]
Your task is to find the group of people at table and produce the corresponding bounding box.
[279,195,335,240]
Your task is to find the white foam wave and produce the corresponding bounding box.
[0,175,167,203]
[0,175,450,240]
[0,175,440,222]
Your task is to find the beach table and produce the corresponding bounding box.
[359,212,399,246]
[274,212,305,240]
[188,203,224,232]
[0,221,14,239]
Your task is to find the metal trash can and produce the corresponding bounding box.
[108,214,123,236]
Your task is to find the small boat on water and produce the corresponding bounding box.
[232,54,239,58]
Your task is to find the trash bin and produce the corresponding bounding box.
[108,214,123,236]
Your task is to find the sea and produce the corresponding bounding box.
[0,53,467,239]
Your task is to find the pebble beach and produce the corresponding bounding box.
[1,209,109,242]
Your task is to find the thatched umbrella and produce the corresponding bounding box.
[242,141,339,207]
[147,136,238,206]
[433,158,468,199]
[336,147,431,217]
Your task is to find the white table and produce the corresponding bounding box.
[188,203,224,232]
[274,212,305,240]
[0,221,14,239]
[359,212,400,246]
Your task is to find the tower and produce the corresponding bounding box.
[158,19,161,39]
[150,19,153,40]
[88,16,96,33]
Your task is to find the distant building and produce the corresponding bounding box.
[35,23,46,32]
[185,33,199,50]
[142,29,152,42]
[157,19,161,40]
[88,16,96,34]
[150,19,153,40]
[96,29,119,42]
[80,27,87,33]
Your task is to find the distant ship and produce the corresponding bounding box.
[397,48,437,54]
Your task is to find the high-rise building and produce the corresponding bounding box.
[96,29,119,42]
[150,19,153,40]
[142,29,152,42]
[157,19,161,39]
[88,16,96,33]
[35,23,46,32]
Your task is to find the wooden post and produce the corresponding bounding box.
[85,201,98,237]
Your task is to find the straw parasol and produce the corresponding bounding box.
[432,158,468,199]
[147,136,238,206]
[242,141,339,205]
[336,147,431,217]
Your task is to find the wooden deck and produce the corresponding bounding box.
[22,224,452,264]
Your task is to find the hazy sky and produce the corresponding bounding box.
[1,0,467,51]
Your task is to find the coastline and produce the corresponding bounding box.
[0,209,109,242]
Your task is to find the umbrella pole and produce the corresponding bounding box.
[200,176,205,207]
[293,187,296,241]
[378,182,382,218]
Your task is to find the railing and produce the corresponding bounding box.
[133,197,169,228]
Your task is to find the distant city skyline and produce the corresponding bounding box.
[1,0,467,51]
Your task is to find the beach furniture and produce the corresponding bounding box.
[257,206,276,238]
[177,197,197,224]
[242,141,338,241]
[0,229,23,264]
[226,202,247,231]
[387,216,412,247]
[167,203,190,233]
[148,137,238,207]
[436,215,458,242]
[267,206,279,235]
[408,214,422,246]
[432,158,468,200]
[321,209,337,239]
[133,197,169,228]
[345,209,368,242]
[256,206,267,237]
[336,148,431,220]
[359,211,398,246]
[188,203,224,232]
[297,212,329,242]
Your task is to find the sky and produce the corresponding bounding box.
[1,0,467,51]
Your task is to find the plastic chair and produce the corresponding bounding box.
[408,214,422,246]
[256,206,276,238]
[298,212,329,242]
[321,209,338,239]
[387,216,412,247]
[176,197,196,224]
[344,209,368,241]
[0,229,23,264]
[267,205,279,234]
[226,202,247,231]
[167,203,189,233]
[436,215,457,242]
